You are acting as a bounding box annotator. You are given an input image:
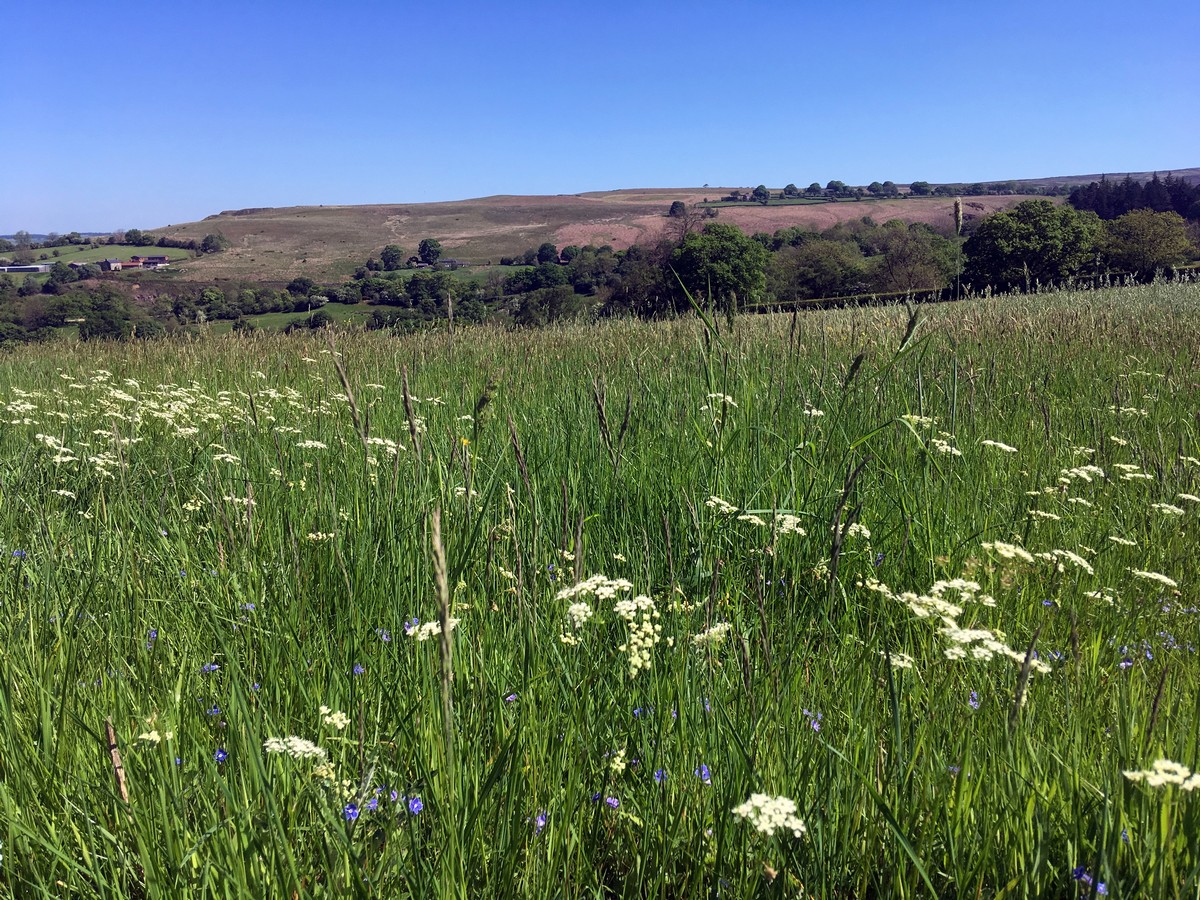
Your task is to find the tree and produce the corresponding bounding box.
[417,238,442,265]
[537,242,559,264]
[668,200,688,217]
[287,277,316,297]
[867,182,883,195]
[805,183,824,196]
[672,223,769,310]
[1103,209,1195,273]
[380,244,405,271]
[872,223,959,293]
[768,240,867,301]
[963,200,1102,292]
[751,185,771,204]
[826,180,847,195]
[200,233,228,254]
[909,181,933,196]
[782,184,800,198]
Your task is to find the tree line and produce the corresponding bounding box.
[1,195,1195,343]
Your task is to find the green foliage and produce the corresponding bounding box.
[418,238,443,265]
[668,200,688,217]
[381,244,406,271]
[200,232,229,254]
[1102,209,1196,273]
[286,277,316,297]
[909,181,933,196]
[536,242,559,265]
[672,223,769,310]
[767,239,868,300]
[963,199,1102,292]
[751,184,771,204]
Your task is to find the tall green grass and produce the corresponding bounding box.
[1,282,1199,898]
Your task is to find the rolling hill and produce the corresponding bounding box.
[149,170,1199,283]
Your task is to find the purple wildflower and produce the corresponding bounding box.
[694,764,711,784]
[344,804,359,821]
[214,748,228,763]
[408,796,423,815]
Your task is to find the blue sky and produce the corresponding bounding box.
[3,0,1197,233]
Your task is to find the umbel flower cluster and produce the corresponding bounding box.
[614,594,662,678]
[264,735,327,760]
[732,793,807,838]
[1124,759,1200,790]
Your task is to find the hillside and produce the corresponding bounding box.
[147,169,1199,283]
[152,189,1025,282]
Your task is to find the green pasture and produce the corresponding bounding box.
[1,283,1199,897]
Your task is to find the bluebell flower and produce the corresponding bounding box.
[1119,658,1134,669]
[11,550,26,559]
[353,664,365,676]
[874,551,885,567]
[376,628,391,642]
[206,704,220,716]
[344,804,359,821]
[214,748,228,763]
[408,796,423,815]
[653,768,668,783]
[533,811,547,835]
[968,691,980,709]
[694,764,711,784]
[240,603,256,612]
[251,682,261,692]
[605,796,619,809]
[201,662,220,674]
[366,797,378,812]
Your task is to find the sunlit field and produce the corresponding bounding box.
[1,282,1198,898]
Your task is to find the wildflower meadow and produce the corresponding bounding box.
[1,282,1199,897]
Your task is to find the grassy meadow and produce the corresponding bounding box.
[1,283,1199,897]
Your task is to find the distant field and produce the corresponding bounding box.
[1,244,193,266]
[149,190,1032,282]
[699,197,829,207]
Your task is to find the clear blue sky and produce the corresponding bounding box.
[3,0,1197,233]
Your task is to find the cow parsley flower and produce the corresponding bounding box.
[1129,570,1178,589]
[264,735,327,760]
[732,793,806,838]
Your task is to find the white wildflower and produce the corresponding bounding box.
[732,793,807,838]
[692,622,732,648]
[566,602,594,630]
[1151,503,1185,516]
[1129,570,1178,589]
[981,440,1018,453]
[319,706,350,731]
[264,735,327,760]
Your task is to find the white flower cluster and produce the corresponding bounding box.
[931,438,962,457]
[614,594,662,678]
[138,729,174,744]
[1129,569,1178,589]
[900,414,935,427]
[609,748,627,775]
[866,575,1050,675]
[705,495,738,515]
[775,514,806,535]
[1059,464,1105,484]
[981,540,1035,563]
[980,439,1018,453]
[692,622,732,648]
[732,793,807,838]
[556,574,633,602]
[320,706,350,731]
[737,513,767,526]
[1151,502,1185,516]
[1123,759,1200,790]
[566,601,594,630]
[264,735,327,760]
[296,440,328,450]
[410,619,460,641]
[1034,549,1094,575]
